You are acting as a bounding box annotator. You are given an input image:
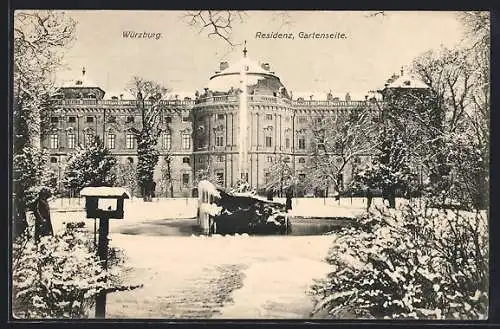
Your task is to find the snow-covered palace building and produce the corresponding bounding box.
[43,48,429,197]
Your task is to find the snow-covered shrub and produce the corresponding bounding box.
[13,146,58,237]
[62,136,117,194]
[311,203,488,319]
[12,222,138,319]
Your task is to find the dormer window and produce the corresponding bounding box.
[404,80,411,86]
[75,80,83,85]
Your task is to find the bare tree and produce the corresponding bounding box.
[263,156,297,197]
[183,11,247,46]
[126,77,169,201]
[159,155,174,198]
[307,107,380,199]
[14,10,76,150]
[13,10,76,238]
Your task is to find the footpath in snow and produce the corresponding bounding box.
[105,234,334,319]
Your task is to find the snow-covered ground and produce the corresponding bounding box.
[48,197,350,319]
[106,234,334,319]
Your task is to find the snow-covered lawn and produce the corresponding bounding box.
[49,198,198,234]
[105,234,334,319]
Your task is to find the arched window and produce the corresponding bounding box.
[127,157,134,164]
[182,157,190,164]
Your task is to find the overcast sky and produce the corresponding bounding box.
[52,10,466,97]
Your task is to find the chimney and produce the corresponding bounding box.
[261,63,270,71]
[345,92,351,101]
[327,90,333,101]
[120,93,123,100]
[220,62,229,71]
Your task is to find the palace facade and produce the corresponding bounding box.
[42,49,428,197]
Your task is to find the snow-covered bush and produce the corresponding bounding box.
[63,136,117,194]
[13,146,58,237]
[12,222,138,319]
[311,203,488,319]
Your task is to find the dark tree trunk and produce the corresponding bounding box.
[387,187,396,208]
[13,196,28,240]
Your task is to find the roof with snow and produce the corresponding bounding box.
[384,74,429,89]
[103,90,136,100]
[80,187,131,198]
[292,91,375,101]
[165,91,196,100]
[206,48,284,93]
[61,72,101,89]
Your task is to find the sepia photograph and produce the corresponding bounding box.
[11,10,490,320]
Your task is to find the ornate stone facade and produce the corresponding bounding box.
[42,53,428,197]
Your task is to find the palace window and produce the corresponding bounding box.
[162,133,171,150]
[264,172,270,183]
[217,155,224,162]
[108,133,116,149]
[265,136,272,148]
[50,157,58,164]
[215,135,224,147]
[84,134,94,147]
[298,157,305,164]
[127,157,134,164]
[298,138,306,150]
[86,116,94,123]
[50,116,59,123]
[126,116,135,123]
[49,134,58,149]
[126,133,135,149]
[165,116,172,123]
[108,116,116,123]
[217,114,224,120]
[283,156,290,163]
[182,133,191,150]
[182,116,190,122]
[182,173,190,187]
[266,114,273,121]
[298,117,307,124]
[68,116,76,123]
[299,173,306,181]
[267,156,273,163]
[66,134,75,149]
[182,157,190,164]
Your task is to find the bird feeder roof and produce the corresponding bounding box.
[80,187,131,199]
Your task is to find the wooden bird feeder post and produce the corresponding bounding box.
[80,187,131,319]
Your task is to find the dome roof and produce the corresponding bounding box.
[205,52,289,98]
